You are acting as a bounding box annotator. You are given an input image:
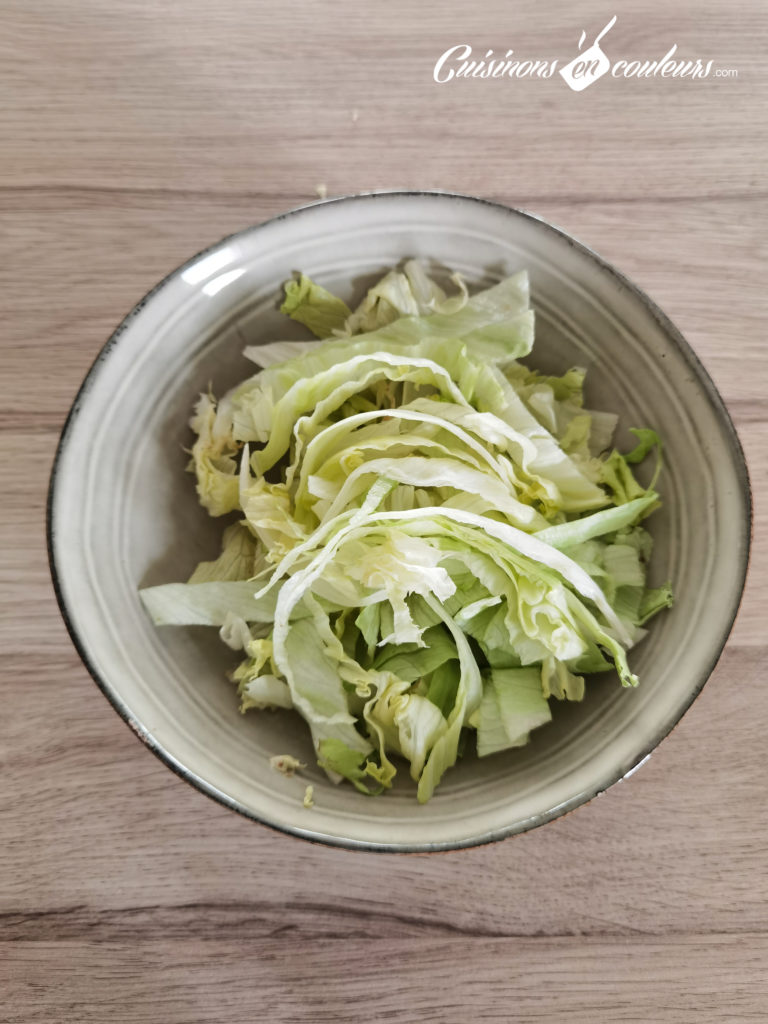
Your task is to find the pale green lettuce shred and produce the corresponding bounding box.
[187,393,241,516]
[139,261,672,802]
[139,579,278,626]
[280,274,352,337]
[473,667,552,757]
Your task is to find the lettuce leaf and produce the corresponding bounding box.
[139,580,278,626]
[473,667,552,757]
[317,739,386,795]
[280,274,352,338]
[187,523,264,583]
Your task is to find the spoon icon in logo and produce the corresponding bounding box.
[560,15,617,91]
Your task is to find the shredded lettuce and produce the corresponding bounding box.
[280,273,352,338]
[139,261,672,802]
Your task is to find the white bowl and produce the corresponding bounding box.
[48,192,751,851]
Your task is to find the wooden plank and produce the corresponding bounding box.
[2,936,767,1023]
[0,0,766,198]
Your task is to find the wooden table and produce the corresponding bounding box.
[3,2,767,1020]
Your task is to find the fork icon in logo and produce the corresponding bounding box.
[559,15,617,91]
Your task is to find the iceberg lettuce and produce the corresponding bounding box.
[139,261,672,802]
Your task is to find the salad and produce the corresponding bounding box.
[140,261,672,802]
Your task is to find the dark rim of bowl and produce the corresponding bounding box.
[46,190,753,853]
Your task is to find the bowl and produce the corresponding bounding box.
[48,191,751,851]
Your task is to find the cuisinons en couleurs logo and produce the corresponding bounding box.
[433,16,737,91]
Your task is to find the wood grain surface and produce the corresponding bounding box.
[2,1,767,1021]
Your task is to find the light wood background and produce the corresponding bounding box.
[2,1,767,1020]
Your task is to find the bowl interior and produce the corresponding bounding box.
[49,193,749,850]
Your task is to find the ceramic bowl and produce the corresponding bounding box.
[48,192,750,851]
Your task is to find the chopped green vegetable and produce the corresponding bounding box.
[625,427,662,464]
[139,262,672,802]
[316,738,388,796]
[280,273,352,338]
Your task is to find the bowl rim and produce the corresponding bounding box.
[46,189,753,853]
